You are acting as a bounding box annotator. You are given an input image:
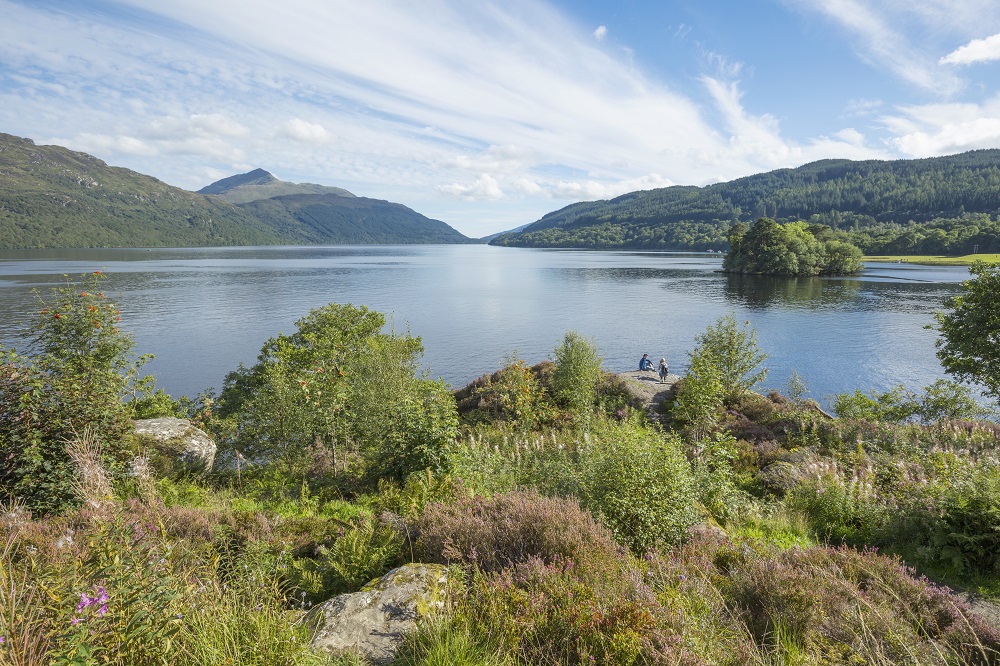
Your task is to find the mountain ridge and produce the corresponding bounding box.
[493,149,1000,251]
[0,133,470,247]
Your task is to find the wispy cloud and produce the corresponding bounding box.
[593,25,607,42]
[790,0,964,95]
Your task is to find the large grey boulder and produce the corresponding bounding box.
[132,417,216,473]
[306,563,451,664]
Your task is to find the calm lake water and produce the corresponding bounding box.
[0,245,971,408]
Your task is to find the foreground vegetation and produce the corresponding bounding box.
[2,273,1000,665]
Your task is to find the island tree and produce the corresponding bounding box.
[724,217,863,276]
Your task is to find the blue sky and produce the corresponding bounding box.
[3,0,1000,237]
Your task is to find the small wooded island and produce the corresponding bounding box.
[723,217,864,276]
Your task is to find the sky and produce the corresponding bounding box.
[3,1,1000,238]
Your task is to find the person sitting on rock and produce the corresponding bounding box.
[639,353,654,371]
[657,357,669,383]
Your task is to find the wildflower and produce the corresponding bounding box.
[80,291,87,297]
[70,618,82,626]
[97,604,107,617]
[53,313,60,319]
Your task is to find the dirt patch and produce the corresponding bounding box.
[614,371,681,421]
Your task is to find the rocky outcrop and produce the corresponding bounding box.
[132,417,216,474]
[306,563,452,664]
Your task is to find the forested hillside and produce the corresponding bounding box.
[239,192,472,245]
[0,133,286,248]
[0,134,471,247]
[493,151,1000,252]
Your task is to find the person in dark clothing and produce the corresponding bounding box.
[639,353,654,371]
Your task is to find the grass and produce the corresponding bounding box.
[863,253,1000,266]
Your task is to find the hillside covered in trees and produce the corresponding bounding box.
[492,150,1000,253]
[0,134,471,247]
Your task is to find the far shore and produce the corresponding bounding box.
[863,253,1000,266]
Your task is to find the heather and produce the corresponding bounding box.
[1,274,999,665]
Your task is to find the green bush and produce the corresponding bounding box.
[551,331,603,419]
[911,468,1000,574]
[580,420,699,553]
[688,314,768,401]
[0,273,156,513]
[453,357,555,431]
[834,380,985,424]
[670,352,724,439]
[286,516,403,603]
[214,303,457,480]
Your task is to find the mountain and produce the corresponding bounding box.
[198,168,472,244]
[492,150,1000,251]
[237,191,472,245]
[0,133,287,248]
[478,222,531,243]
[0,134,471,247]
[197,168,355,203]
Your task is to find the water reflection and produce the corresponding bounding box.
[723,273,863,310]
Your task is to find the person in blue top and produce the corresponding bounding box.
[639,353,655,371]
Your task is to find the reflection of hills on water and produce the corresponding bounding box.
[723,273,864,310]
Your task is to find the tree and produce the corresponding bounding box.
[551,331,603,418]
[724,218,862,276]
[0,273,154,513]
[689,314,768,401]
[215,303,457,480]
[935,261,1000,401]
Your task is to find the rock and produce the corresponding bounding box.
[132,417,216,473]
[306,563,452,664]
[758,448,823,494]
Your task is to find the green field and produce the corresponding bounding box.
[864,253,1000,266]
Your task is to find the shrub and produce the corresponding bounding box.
[718,543,1000,664]
[551,331,603,419]
[909,468,1000,575]
[670,353,724,439]
[453,357,554,430]
[834,380,986,424]
[688,314,767,401]
[787,472,891,545]
[214,302,457,480]
[467,557,660,666]
[580,421,699,553]
[0,273,154,514]
[414,490,620,575]
[285,516,403,603]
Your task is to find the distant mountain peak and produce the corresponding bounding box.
[198,168,277,195]
[197,169,355,204]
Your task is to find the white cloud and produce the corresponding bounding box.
[833,127,865,146]
[281,118,331,142]
[593,25,607,42]
[509,178,543,195]
[882,96,1000,155]
[551,173,672,200]
[437,173,505,200]
[940,32,1000,65]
